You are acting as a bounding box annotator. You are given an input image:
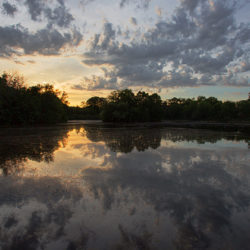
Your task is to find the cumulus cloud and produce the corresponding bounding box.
[27,60,36,64]
[0,25,82,57]
[0,0,82,58]
[87,22,116,51]
[237,60,250,73]
[71,84,85,90]
[24,0,74,27]
[44,3,74,27]
[80,0,95,7]
[79,0,151,10]
[2,2,17,16]
[180,0,200,13]
[155,7,162,17]
[79,0,250,90]
[120,0,151,9]
[0,0,249,90]
[72,75,118,90]
[24,0,44,21]
[129,17,137,26]
[158,68,198,88]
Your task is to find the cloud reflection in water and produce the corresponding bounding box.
[0,125,249,249]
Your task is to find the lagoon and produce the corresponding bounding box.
[0,123,250,249]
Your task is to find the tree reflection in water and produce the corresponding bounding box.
[83,124,249,153]
[0,124,249,249]
[84,126,162,153]
[0,126,70,175]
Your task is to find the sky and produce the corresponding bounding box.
[0,0,250,105]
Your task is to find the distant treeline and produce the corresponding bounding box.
[69,89,250,122]
[68,89,163,122]
[0,73,249,125]
[163,96,250,121]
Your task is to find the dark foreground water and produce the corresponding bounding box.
[0,124,250,250]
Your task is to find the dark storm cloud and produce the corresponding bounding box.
[0,25,82,57]
[80,0,250,89]
[2,2,17,16]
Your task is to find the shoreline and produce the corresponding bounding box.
[66,120,250,132]
[1,120,249,132]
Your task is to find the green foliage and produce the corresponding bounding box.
[0,73,67,125]
[69,89,249,123]
[101,89,164,122]
[163,96,250,121]
[67,96,107,120]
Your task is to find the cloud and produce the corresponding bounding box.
[119,0,151,9]
[0,25,82,57]
[221,73,250,87]
[180,46,237,74]
[158,68,198,88]
[24,0,44,21]
[80,0,95,7]
[238,60,250,73]
[180,0,200,13]
[27,60,36,64]
[79,0,151,10]
[2,2,17,16]
[81,0,250,90]
[71,84,85,90]
[89,22,116,51]
[155,7,162,17]
[236,24,250,43]
[24,0,74,27]
[44,3,74,28]
[130,17,137,26]
[72,75,118,90]
[14,60,25,65]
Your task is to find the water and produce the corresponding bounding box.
[0,123,250,250]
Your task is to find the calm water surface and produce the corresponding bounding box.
[0,124,250,250]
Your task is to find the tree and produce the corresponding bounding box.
[0,73,68,125]
[101,89,164,122]
[86,96,106,108]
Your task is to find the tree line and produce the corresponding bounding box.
[0,73,249,125]
[70,89,163,122]
[69,89,250,122]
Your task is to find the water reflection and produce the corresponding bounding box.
[84,126,162,153]
[83,125,250,152]
[0,124,249,249]
[0,127,69,175]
